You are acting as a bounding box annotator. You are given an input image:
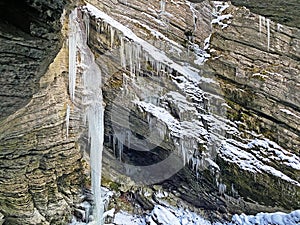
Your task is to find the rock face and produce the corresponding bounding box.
[0,0,299,224]
[0,0,69,120]
[0,1,86,224]
[190,0,300,29]
[83,0,300,221]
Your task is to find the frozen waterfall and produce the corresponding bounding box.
[69,9,105,225]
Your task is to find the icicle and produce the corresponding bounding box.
[129,44,134,76]
[68,10,78,102]
[125,42,134,76]
[108,134,112,146]
[266,18,270,51]
[113,133,117,156]
[117,132,125,161]
[259,15,262,34]
[75,8,105,224]
[96,21,101,42]
[66,104,70,138]
[83,11,90,42]
[277,23,283,32]
[147,113,151,124]
[119,35,126,68]
[156,61,161,75]
[136,44,142,74]
[160,0,166,13]
[110,26,115,49]
[127,130,131,149]
[195,158,200,172]
[96,21,101,33]
[218,183,226,195]
[262,16,266,26]
[180,139,186,165]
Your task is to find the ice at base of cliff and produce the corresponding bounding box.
[70,203,300,225]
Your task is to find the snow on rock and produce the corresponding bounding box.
[148,205,181,225]
[211,1,232,29]
[220,139,300,186]
[83,3,213,83]
[113,211,146,225]
[148,205,215,225]
[231,210,300,225]
[113,203,300,225]
[280,108,300,120]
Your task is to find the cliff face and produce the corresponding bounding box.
[83,0,300,220]
[206,3,300,209]
[0,0,299,224]
[0,1,87,225]
[190,0,300,29]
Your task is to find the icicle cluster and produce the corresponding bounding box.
[258,15,271,51]
[118,33,170,78]
[110,129,132,161]
[83,4,221,183]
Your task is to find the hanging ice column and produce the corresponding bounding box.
[66,9,78,138]
[69,9,105,224]
[68,10,78,102]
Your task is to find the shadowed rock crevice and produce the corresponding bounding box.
[0,0,67,121]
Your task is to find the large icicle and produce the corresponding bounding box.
[70,9,105,224]
[68,10,78,102]
[119,35,126,68]
[259,15,262,34]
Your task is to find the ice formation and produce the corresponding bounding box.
[160,0,166,13]
[259,15,262,34]
[83,3,300,186]
[266,18,270,51]
[69,9,105,224]
[68,10,78,102]
[259,16,271,51]
[277,23,283,32]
